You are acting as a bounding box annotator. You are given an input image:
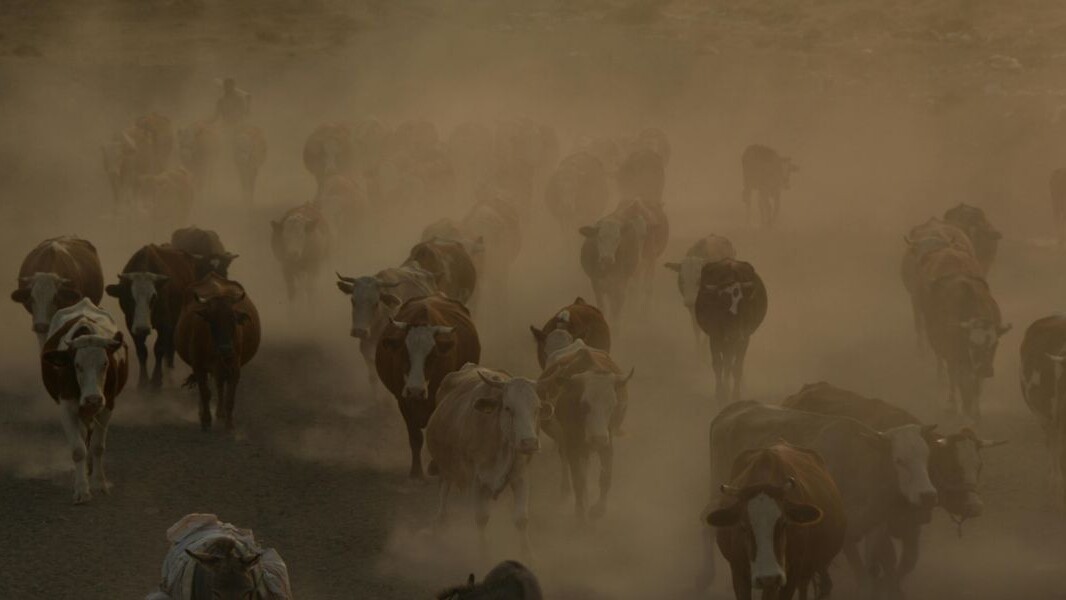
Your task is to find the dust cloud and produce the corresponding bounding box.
[2,0,1066,598]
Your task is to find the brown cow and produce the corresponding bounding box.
[12,236,105,346]
[741,144,798,227]
[105,244,197,390]
[375,294,481,478]
[175,274,261,431]
[696,258,768,402]
[40,299,128,503]
[529,297,611,369]
[665,234,738,350]
[537,345,633,520]
[706,443,845,600]
[1021,315,1066,506]
[901,218,976,345]
[403,239,478,305]
[171,226,238,279]
[270,203,331,302]
[943,203,1000,274]
[233,124,267,204]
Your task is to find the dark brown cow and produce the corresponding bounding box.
[741,144,798,227]
[233,124,267,204]
[707,443,845,600]
[665,234,737,350]
[1050,168,1066,243]
[40,300,128,503]
[105,244,198,390]
[923,272,1009,420]
[271,203,331,302]
[1021,315,1066,506]
[171,226,238,279]
[375,294,481,478]
[304,123,354,198]
[537,345,633,520]
[12,236,105,346]
[783,382,1006,595]
[403,239,478,305]
[544,151,610,235]
[943,203,1000,274]
[175,274,261,431]
[901,219,976,345]
[529,297,611,369]
[695,258,767,402]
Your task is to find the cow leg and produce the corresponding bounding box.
[196,372,212,431]
[759,191,771,228]
[589,444,613,520]
[404,419,425,479]
[870,529,903,599]
[360,338,379,397]
[150,331,167,390]
[215,375,227,423]
[961,376,981,422]
[742,187,752,225]
[509,473,532,556]
[134,333,150,389]
[690,309,703,354]
[567,449,589,521]
[88,407,113,494]
[813,569,833,599]
[223,372,240,431]
[894,524,921,594]
[772,190,782,224]
[945,366,959,415]
[731,337,751,402]
[843,542,871,597]
[59,401,92,504]
[711,346,726,402]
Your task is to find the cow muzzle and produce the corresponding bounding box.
[518,437,540,454]
[32,322,49,334]
[81,395,104,409]
[753,574,784,590]
[403,387,428,402]
[217,343,236,358]
[350,327,369,340]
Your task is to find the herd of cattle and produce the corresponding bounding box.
[8,111,1066,599]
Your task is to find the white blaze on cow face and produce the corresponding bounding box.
[121,272,166,336]
[574,371,624,447]
[883,424,938,508]
[677,257,706,308]
[962,319,1009,378]
[68,335,119,410]
[747,493,787,590]
[402,325,453,399]
[721,282,746,315]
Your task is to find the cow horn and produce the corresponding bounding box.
[390,318,409,331]
[978,438,1008,449]
[616,367,635,385]
[720,484,740,496]
[477,370,505,389]
[783,476,796,491]
[1047,354,1066,364]
[336,272,356,283]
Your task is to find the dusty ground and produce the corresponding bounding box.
[2,0,1066,598]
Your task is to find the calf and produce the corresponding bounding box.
[11,236,104,346]
[171,226,238,279]
[1021,315,1066,506]
[335,265,437,391]
[665,234,737,350]
[376,294,481,478]
[707,444,845,600]
[40,299,128,503]
[270,203,331,302]
[175,274,261,431]
[529,297,611,369]
[695,258,767,402]
[741,144,798,227]
[426,365,549,552]
[537,345,633,520]
[106,244,198,389]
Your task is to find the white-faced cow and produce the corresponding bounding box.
[12,237,105,347]
[578,208,642,325]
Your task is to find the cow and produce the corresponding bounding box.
[375,294,481,478]
[134,113,175,174]
[102,131,138,208]
[617,147,666,207]
[536,345,633,520]
[1021,315,1066,505]
[901,219,978,346]
[233,124,267,204]
[741,144,798,227]
[545,151,610,237]
[105,244,198,390]
[145,513,294,600]
[12,236,105,346]
[175,274,261,431]
[701,401,939,594]
[135,167,194,225]
[1050,168,1066,244]
[40,299,128,503]
[923,272,1009,420]
[616,198,669,307]
[171,226,238,279]
[578,206,643,324]
[943,203,1000,274]
[426,364,549,553]
[403,239,478,305]
[335,265,437,392]
[270,203,331,302]
[665,234,737,350]
[436,561,543,600]
[706,443,845,600]
[529,297,611,369]
[304,123,354,198]
[695,258,767,402]
[178,120,220,193]
[783,381,1006,595]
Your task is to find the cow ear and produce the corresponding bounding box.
[336,280,354,294]
[578,226,597,238]
[10,288,29,304]
[380,293,402,308]
[105,284,123,298]
[706,506,740,528]
[529,326,545,342]
[473,397,501,413]
[664,262,681,273]
[784,501,823,526]
[43,350,72,368]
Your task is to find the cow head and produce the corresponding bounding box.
[336,273,401,339]
[929,428,1006,519]
[665,257,707,308]
[43,331,124,412]
[474,371,549,455]
[106,272,169,337]
[556,367,633,448]
[706,479,822,591]
[184,538,262,600]
[580,219,623,266]
[871,423,940,509]
[960,319,1011,378]
[702,279,757,316]
[11,273,82,335]
[383,321,455,402]
[192,293,251,361]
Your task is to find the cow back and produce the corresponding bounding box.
[782,381,919,431]
[171,227,228,257]
[535,298,611,368]
[405,240,477,304]
[19,237,104,304]
[376,266,438,303]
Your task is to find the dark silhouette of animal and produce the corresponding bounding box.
[530,297,611,369]
[1021,315,1066,507]
[436,561,543,600]
[741,144,797,227]
[943,203,1000,274]
[171,226,238,278]
[695,258,767,402]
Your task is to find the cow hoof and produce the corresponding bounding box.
[91,479,113,495]
[73,488,93,505]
